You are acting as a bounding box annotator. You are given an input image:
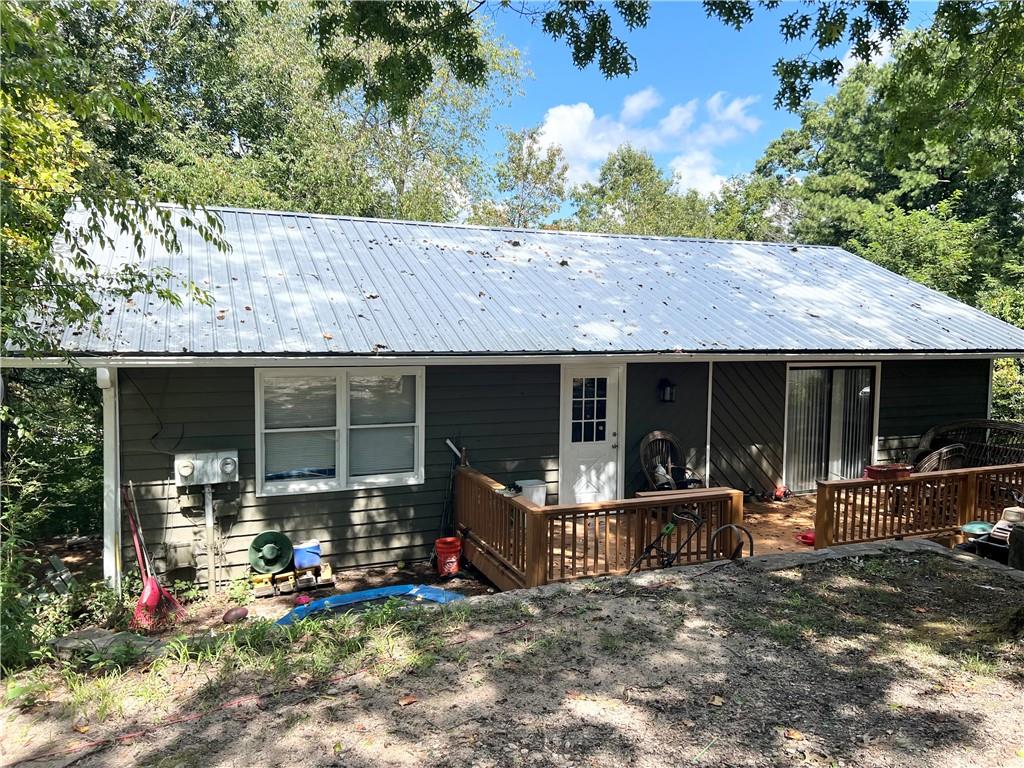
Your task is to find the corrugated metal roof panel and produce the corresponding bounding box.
[48,204,1024,356]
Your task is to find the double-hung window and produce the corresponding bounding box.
[256,368,424,496]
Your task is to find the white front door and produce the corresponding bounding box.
[560,365,623,503]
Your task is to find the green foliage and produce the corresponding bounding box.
[0,544,36,674]
[471,127,568,228]
[171,579,204,605]
[226,577,254,606]
[569,146,678,235]
[845,196,992,305]
[297,1,646,115]
[705,0,910,109]
[306,0,488,117]
[134,1,519,222]
[1,369,102,538]
[883,4,1024,171]
[0,0,223,358]
[564,147,789,241]
[287,1,1019,122]
[991,358,1024,424]
[0,572,138,675]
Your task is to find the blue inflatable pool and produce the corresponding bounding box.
[276,584,464,625]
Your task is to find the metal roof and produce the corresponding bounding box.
[47,204,1024,356]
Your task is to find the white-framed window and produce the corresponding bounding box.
[255,367,425,496]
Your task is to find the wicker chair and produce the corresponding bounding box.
[639,430,705,491]
[915,419,1024,468]
[914,443,967,473]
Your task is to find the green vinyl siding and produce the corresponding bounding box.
[708,361,786,493]
[119,365,559,581]
[877,359,990,462]
[623,362,709,496]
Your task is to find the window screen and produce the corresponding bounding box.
[349,375,417,476]
[257,369,422,494]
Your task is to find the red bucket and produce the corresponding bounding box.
[435,537,462,576]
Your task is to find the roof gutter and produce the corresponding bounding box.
[3,350,1021,368]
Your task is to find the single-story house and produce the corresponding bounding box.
[8,205,1024,588]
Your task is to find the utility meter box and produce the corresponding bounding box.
[174,449,239,488]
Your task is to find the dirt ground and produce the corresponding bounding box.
[743,496,818,553]
[4,544,1023,768]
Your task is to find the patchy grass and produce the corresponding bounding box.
[4,551,1023,768]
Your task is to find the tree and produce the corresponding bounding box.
[754,59,1022,303]
[707,175,793,242]
[845,196,992,305]
[301,0,648,115]
[565,148,790,241]
[471,127,568,228]
[0,0,221,358]
[131,1,520,222]
[568,147,680,235]
[295,1,1021,120]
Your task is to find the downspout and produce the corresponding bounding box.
[97,368,122,592]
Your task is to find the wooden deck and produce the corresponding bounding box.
[815,463,1024,548]
[455,467,744,591]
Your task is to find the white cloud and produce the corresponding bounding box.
[620,86,662,123]
[658,101,698,136]
[537,87,762,193]
[669,150,726,196]
[706,92,761,135]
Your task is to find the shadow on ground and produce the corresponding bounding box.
[6,548,1024,768]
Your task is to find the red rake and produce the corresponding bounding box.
[122,483,185,630]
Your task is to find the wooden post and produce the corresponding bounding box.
[958,471,978,528]
[524,509,547,588]
[720,490,744,557]
[815,482,835,549]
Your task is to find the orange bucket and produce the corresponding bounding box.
[435,537,462,576]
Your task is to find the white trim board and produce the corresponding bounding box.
[704,361,714,485]
[97,368,122,592]
[987,358,994,419]
[4,350,1020,369]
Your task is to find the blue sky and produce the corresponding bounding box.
[481,2,937,194]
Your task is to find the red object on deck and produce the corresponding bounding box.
[863,464,914,481]
[796,530,816,546]
[435,537,462,576]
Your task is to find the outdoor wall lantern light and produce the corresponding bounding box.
[658,379,676,403]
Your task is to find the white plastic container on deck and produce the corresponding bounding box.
[516,479,547,507]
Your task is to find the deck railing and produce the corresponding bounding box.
[815,462,1024,549]
[455,466,744,590]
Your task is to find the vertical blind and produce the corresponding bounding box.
[839,368,875,480]
[785,368,832,493]
[785,367,875,493]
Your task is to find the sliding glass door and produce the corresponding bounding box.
[785,367,876,493]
